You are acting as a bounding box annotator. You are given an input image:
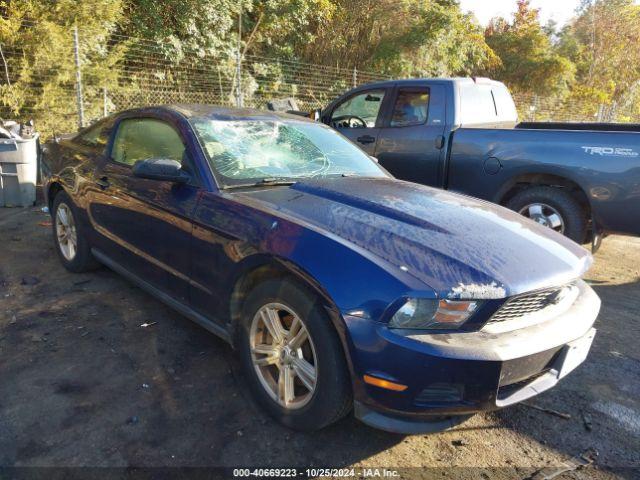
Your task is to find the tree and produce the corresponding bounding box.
[369,0,499,77]
[0,0,124,134]
[241,0,336,58]
[558,0,640,105]
[483,0,574,95]
[121,0,252,59]
[269,0,495,77]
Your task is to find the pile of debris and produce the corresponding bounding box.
[0,118,36,140]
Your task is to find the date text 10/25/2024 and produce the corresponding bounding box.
[233,468,400,478]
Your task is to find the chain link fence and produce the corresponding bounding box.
[510,92,639,123]
[1,21,639,139]
[0,21,391,137]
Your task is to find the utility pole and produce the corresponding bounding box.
[235,9,243,108]
[73,26,85,129]
[103,87,108,117]
[588,0,596,80]
[0,44,11,86]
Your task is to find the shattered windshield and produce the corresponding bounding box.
[190,118,386,186]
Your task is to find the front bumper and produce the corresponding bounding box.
[345,280,600,434]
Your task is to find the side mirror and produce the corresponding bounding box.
[132,158,190,183]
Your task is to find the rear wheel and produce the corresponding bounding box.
[236,278,352,431]
[506,186,588,243]
[52,191,100,272]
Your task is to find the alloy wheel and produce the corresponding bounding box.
[250,302,318,409]
[55,202,78,261]
[518,202,565,233]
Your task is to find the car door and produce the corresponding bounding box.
[326,88,391,155]
[58,116,115,199]
[373,85,447,187]
[87,115,200,303]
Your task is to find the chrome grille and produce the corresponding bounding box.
[489,284,573,323]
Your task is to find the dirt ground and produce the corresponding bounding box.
[1,204,639,479]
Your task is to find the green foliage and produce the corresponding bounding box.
[483,0,574,95]
[243,0,336,58]
[122,0,251,59]
[1,0,640,137]
[286,0,496,76]
[558,0,640,107]
[0,0,123,134]
[371,0,499,76]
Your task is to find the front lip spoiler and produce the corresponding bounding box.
[353,402,472,435]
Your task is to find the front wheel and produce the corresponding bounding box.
[236,278,352,431]
[505,186,588,243]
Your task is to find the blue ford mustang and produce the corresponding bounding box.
[42,105,600,433]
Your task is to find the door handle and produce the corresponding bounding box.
[96,176,110,190]
[435,135,445,150]
[356,135,376,145]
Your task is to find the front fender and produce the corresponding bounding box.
[192,191,433,325]
[233,216,430,322]
[220,227,432,390]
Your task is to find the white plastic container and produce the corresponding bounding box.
[0,134,39,207]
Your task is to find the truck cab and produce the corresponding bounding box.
[321,78,517,188]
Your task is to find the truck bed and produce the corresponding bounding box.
[517,122,640,132]
[447,126,640,236]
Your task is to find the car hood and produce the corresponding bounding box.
[237,177,592,299]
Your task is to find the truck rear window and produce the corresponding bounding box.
[458,81,518,127]
[492,85,518,120]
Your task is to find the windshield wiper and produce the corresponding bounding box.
[223,178,298,190]
[257,178,298,185]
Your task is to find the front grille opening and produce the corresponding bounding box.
[489,283,576,324]
[499,347,562,387]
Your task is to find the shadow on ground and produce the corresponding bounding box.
[1,207,639,476]
[490,278,640,478]
[0,209,401,467]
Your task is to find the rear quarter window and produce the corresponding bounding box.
[458,83,496,126]
[492,84,518,121]
[73,118,113,151]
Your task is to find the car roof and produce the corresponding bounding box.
[129,104,317,123]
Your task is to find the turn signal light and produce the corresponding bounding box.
[363,374,408,392]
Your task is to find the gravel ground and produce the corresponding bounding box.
[0,205,639,479]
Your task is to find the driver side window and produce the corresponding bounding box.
[112,118,186,166]
[330,89,386,129]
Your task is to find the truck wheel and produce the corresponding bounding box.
[506,186,587,243]
[236,278,352,431]
[52,191,100,272]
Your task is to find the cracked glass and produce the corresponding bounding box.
[190,118,386,187]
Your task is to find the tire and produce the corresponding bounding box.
[236,278,352,431]
[505,186,588,244]
[51,191,100,273]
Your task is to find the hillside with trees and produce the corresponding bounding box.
[1,0,639,135]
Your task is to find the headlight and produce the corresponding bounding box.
[388,298,481,330]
